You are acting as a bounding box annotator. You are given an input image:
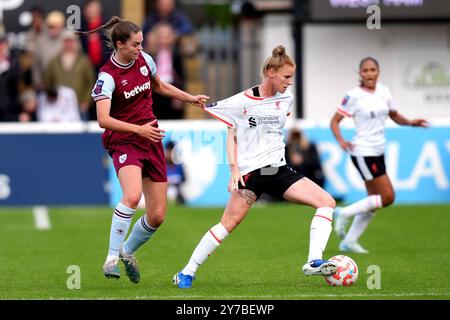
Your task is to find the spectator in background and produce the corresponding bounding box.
[25,6,45,55]
[285,128,324,188]
[142,0,194,41]
[0,35,21,122]
[45,29,95,121]
[165,141,186,204]
[80,0,110,73]
[18,6,45,93]
[79,0,111,121]
[146,23,185,119]
[36,85,81,123]
[18,89,37,122]
[33,11,66,91]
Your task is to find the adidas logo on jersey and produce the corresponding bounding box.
[124,81,151,99]
[248,117,257,128]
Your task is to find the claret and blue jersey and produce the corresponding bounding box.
[91,51,158,148]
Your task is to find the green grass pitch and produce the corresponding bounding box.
[0,203,449,300]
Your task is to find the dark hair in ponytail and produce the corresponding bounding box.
[74,16,141,50]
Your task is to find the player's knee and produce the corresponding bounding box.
[382,193,395,207]
[146,207,166,228]
[121,194,141,209]
[319,193,336,209]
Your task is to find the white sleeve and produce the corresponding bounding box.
[337,91,356,117]
[203,94,243,128]
[141,51,157,77]
[92,72,115,101]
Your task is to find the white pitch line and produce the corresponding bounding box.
[46,292,450,300]
[33,206,51,230]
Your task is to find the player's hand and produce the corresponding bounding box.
[189,95,209,108]
[138,120,165,142]
[410,118,429,128]
[339,140,354,152]
[228,167,245,192]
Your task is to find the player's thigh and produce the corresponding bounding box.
[283,177,336,209]
[142,178,168,226]
[220,191,254,232]
[118,165,143,203]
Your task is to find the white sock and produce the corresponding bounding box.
[107,202,136,257]
[307,207,334,262]
[344,210,375,243]
[341,195,382,218]
[181,223,229,276]
[122,215,157,255]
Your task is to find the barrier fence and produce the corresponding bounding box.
[1,120,449,208]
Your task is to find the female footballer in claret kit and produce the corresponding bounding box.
[78,16,208,283]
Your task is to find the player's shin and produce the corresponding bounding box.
[122,215,157,254]
[181,223,229,276]
[344,210,375,244]
[107,202,136,258]
[307,207,334,262]
[340,195,382,218]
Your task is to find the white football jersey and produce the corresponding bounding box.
[205,88,294,175]
[337,83,396,156]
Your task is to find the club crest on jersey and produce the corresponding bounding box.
[94,80,104,94]
[119,154,127,164]
[341,95,350,106]
[140,66,148,76]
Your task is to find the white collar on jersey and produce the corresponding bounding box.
[111,52,136,69]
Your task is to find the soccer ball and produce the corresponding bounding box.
[325,255,358,286]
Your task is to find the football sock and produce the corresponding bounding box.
[340,195,382,218]
[307,207,334,262]
[107,202,136,257]
[344,210,375,243]
[122,215,157,255]
[181,223,229,277]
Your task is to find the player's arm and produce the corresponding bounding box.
[150,75,209,108]
[96,98,165,142]
[330,112,353,151]
[227,126,245,192]
[389,110,429,127]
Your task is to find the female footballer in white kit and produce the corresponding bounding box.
[330,57,429,253]
[173,45,338,289]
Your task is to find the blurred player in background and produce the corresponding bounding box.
[78,16,208,283]
[330,57,429,253]
[173,45,338,289]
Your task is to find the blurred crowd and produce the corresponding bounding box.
[1,0,329,191]
[0,0,195,123]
